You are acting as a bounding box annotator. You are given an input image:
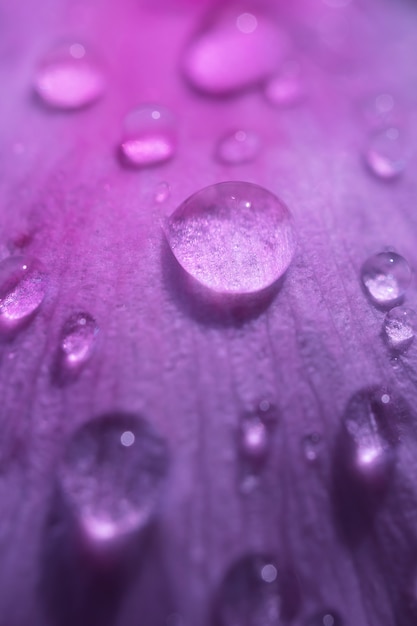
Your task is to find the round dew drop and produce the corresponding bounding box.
[215,130,260,165]
[361,251,411,306]
[383,306,417,352]
[119,105,176,168]
[60,312,99,371]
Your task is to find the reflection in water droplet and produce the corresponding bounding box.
[166,181,296,296]
[0,256,47,332]
[383,306,417,352]
[361,251,411,306]
[215,130,260,165]
[365,127,407,180]
[60,312,98,372]
[264,61,305,108]
[183,5,288,95]
[343,387,397,485]
[306,609,343,626]
[34,43,105,110]
[59,413,169,546]
[120,105,176,167]
[215,554,299,625]
[303,432,322,462]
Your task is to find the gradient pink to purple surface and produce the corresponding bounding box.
[1,0,417,624]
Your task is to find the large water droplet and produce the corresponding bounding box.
[365,127,408,180]
[214,554,299,625]
[0,256,47,332]
[215,130,260,165]
[59,413,169,547]
[306,609,343,626]
[361,251,411,306]
[183,6,288,95]
[342,387,398,485]
[383,306,417,352]
[165,181,296,296]
[119,105,176,168]
[264,60,305,108]
[34,43,105,110]
[60,312,99,372]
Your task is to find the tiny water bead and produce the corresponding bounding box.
[383,306,417,352]
[306,609,343,626]
[183,5,288,95]
[303,432,322,462]
[165,181,296,296]
[365,127,408,180]
[59,312,99,371]
[361,251,411,306]
[34,43,105,110]
[0,256,47,331]
[119,105,176,168]
[154,181,171,203]
[59,413,169,546]
[239,415,269,462]
[264,61,305,108]
[215,130,260,165]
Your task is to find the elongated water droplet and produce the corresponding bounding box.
[119,105,176,167]
[60,312,99,372]
[183,5,288,95]
[264,61,305,108]
[216,130,260,165]
[34,43,105,110]
[214,554,299,625]
[361,251,411,306]
[365,127,408,180]
[59,413,169,548]
[166,181,296,296]
[0,256,47,332]
[303,432,322,462]
[306,609,343,626]
[383,306,417,352]
[155,181,171,204]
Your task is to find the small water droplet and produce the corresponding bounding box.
[365,127,408,180]
[264,60,305,108]
[215,129,260,165]
[239,415,269,462]
[155,181,171,203]
[214,554,299,625]
[383,306,417,352]
[34,43,105,110]
[306,609,343,626]
[361,251,411,306]
[359,92,400,130]
[165,181,296,296]
[0,256,47,332]
[183,5,288,95]
[343,387,397,485]
[60,312,98,372]
[303,432,322,462]
[119,105,176,168]
[59,413,169,547]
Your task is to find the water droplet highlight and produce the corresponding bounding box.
[239,415,269,462]
[306,609,343,626]
[119,105,176,168]
[383,306,417,352]
[0,256,47,332]
[60,312,99,372]
[303,432,322,462]
[165,181,296,296]
[264,61,305,108]
[216,130,260,165]
[34,43,105,110]
[183,6,288,95]
[361,251,411,306]
[59,413,169,547]
[365,127,408,180]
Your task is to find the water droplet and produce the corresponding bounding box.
[165,181,296,296]
[215,130,260,165]
[361,251,411,306]
[119,105,176,168]
[183,5,288,95]
[60,312,99,372]
[59,413,169,547]
[155,181,171,203]
[239,415,269,462]
[343,387,398,485]
[365,127,408,180]
[34,43,105,110]
[214,554,299,625]
[303,432,322,462]
[383,306,417,352]
[359,92,400,130]
[0,256,47,332]
[264,60,305,108]
[306,609,343,626]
